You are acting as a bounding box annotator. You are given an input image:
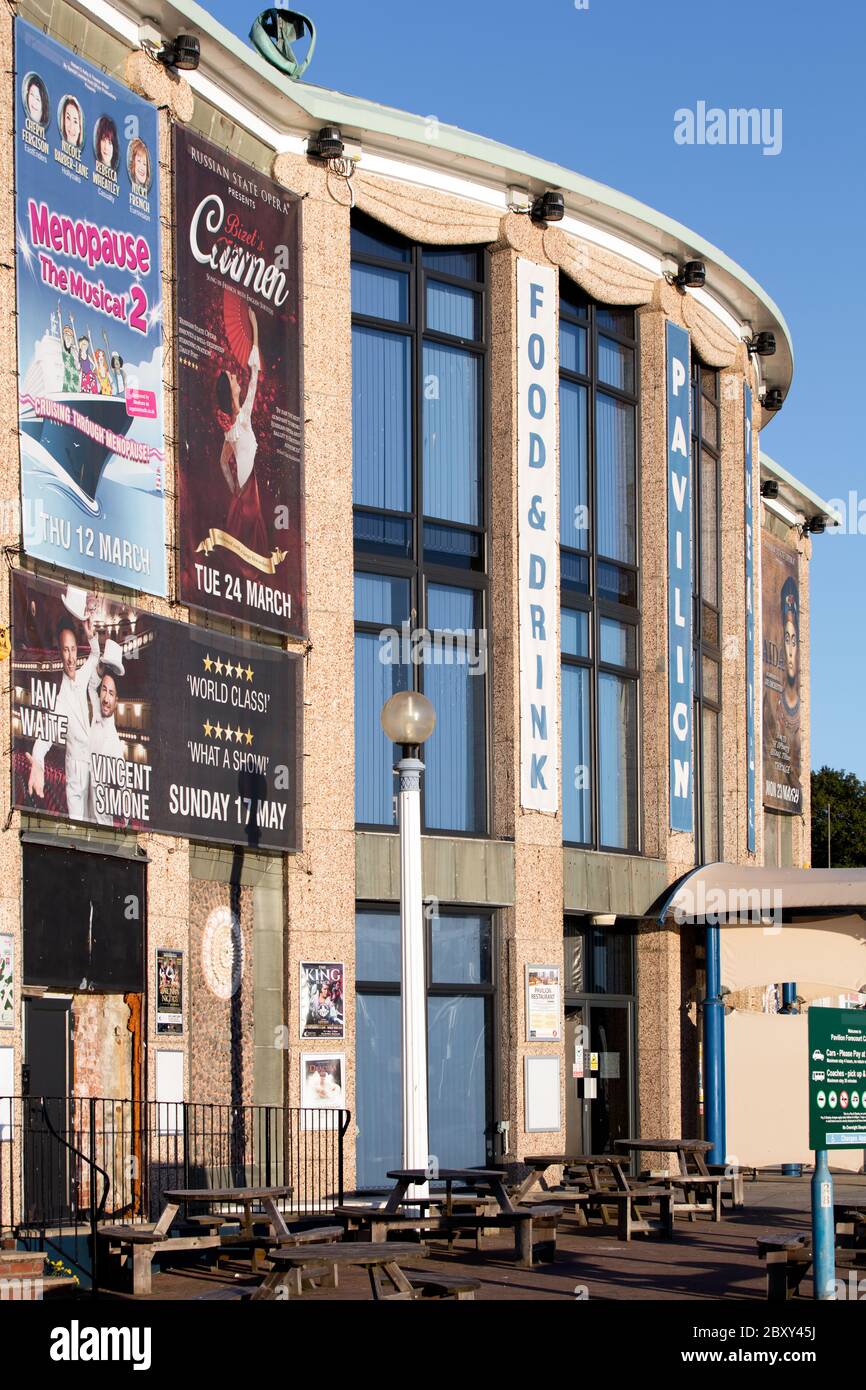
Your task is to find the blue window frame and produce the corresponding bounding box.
[559,280,640,851]
[691,360,722,864]
[351,215,488,833]
[355,904,495,1190]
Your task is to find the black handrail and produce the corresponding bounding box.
[39,1097,110,1297]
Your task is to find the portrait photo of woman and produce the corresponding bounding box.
[127,136,152,192]
[94,114,119,170]
[22,72,49,128]
[215,305,269,563]
[58,94,84,150]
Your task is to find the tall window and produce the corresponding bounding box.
[559,280,640,851]
[692,360,722,863]
[355,905,495,1188]
[351,215,488,833]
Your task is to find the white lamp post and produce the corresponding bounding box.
[380,690,436,1195]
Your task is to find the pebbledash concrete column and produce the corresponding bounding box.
[489,220,565,1161]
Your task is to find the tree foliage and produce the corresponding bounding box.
[811,767,866,868]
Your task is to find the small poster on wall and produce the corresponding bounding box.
[0,936,13,1029]
[156,948,183,1035]
[300,962,344,1040]
[301,1052,345,1128]
[525,964,561,1041]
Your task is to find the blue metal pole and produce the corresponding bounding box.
[781,984,803,1177]
[703,926,726,1166]
[811,1150,836,1299]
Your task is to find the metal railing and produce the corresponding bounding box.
[0,1095,349,1284]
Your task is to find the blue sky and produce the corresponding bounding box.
[210,0,866,777]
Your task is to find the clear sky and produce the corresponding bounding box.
[209,0,866,777]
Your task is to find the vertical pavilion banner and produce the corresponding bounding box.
[14,19,166,594]
[516,258,559,813]
[761,532,802,812]
[174,129,305,636]
[10,570,301,851]
[666,321,693,832]
[744,386,757,851]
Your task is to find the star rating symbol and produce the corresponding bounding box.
[214,657,224,676]
[244,728,253,746]
[203,719,213,738]
[203,654,213,672]
[214,721,223,740]
[235,725,243,743]
[245,665,253,682]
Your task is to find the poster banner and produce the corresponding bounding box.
[525,965,561,1042]
[516,259,558,812]
[761,532,802,813]
[0,936,13,1029]
[174,128,304,636]
[301,1053,345,1129]
[14,20,166,594]
[744,387,757,852]
[10,570,301,851]
[666,320,693,832]
[156,948,183,1035]
[300,962,344,1040]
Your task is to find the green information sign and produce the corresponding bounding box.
[808,1007,866,1149]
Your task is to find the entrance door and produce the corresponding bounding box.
[565,1001,634,1154]
[23,997,73,1222]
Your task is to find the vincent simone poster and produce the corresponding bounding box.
[10,571,301,851]
[762,533,802,813]
[174,128,305,636]
[14,20,166,594]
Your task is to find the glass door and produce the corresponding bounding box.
[565,999,634,1154]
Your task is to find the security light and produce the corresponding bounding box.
[760,480,780,500]
[807,516,826,534]
[156,35,201,71]
[674,260,706,290]
[763,387,784,411]
[747,331,776,357]
[307,126,344,160]
[530,191,565,225]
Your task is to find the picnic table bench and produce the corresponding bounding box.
[518,1154,674,1241]
[615,1139,726,1221]
[756,1232,812,1300]
[253,1242,432,1301]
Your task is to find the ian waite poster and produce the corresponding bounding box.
[14,20,166,594]
[174,128,305,636]
[11,571,301,852]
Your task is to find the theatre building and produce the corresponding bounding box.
[0,0,852,1253]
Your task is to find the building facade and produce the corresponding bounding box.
[0,0,837,1203]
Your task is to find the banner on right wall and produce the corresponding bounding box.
[761,532,802,813]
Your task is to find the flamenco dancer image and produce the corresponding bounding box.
[27,586,100,821]
[763,574,802,804]
[215,305,269,563]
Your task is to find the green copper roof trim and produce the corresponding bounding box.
[760,453,840,525]
[149,0,793,369]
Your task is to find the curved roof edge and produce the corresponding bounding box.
[94,0,794,392]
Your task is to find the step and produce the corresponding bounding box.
[0,1249,46,1279]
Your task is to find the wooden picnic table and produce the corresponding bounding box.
[614,1139,723,1220]
[254,1241,430,1301]
[516,1154,673,1241]
[384,1167,517,1214]
[517,1154,632,1201]
[161,1186,295,1241]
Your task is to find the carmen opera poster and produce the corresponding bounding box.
[761,533,802,813]
[14,20,166,594]
[174,128,305,636]
[10,571,302,851]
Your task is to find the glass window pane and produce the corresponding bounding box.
[701,394,718,449]
[355,992,401,1188]
[702,705,720,860]
[422,343,480,526]
[564,924,586,992]
[352,326,412,512]
[351,221,410,261]
[424,585,486,833]
[427,281,477,338]
[702,603,720,648]
[559,380,589,550]
[354,631,409,824]
[562,664,591,844]
[356,908,401,982]
[423,522,481,568]
[702,654,720,704]
[597,561,637,608]
[701,450,719,606]
[598,673,638,849]
[599,618,637,668]
[597,306,635,338]
[351,263,409,322]
[596,395,635,563]
[598,336,635,393]
[431,913,491,984]
[354,572,410,626]
[428,995,488,1169]
[422,247,479,280]
[353,512,412,559]
[559,321,587,376]
[587,927,634,994]
[561,607,590,658]
[560,283,588,319]
[562,552,590,594]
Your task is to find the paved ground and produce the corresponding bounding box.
[108,1173,866,1302]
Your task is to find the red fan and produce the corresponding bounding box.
[223,290,253,366]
